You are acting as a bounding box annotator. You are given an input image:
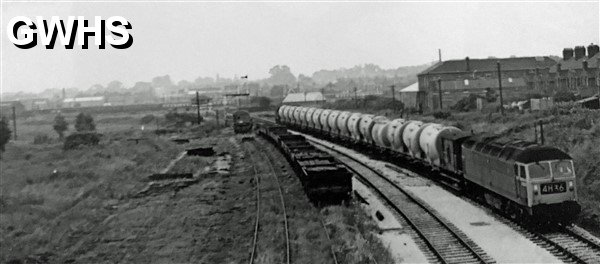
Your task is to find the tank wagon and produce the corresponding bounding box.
[232,110,253,133]
[257,123,352,204]
[275,105,581,222]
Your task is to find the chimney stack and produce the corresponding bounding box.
[563,48,574,60]
[465,57,470,72]
[438,49,442,62]
[574,46,586,60]
[587,43,600,58]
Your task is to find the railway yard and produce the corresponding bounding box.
[1,108,599,263]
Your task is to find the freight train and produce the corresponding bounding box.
[232,110,253,133]
[276,105,581,223]
[256,123,352,204]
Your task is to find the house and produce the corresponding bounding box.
[549,44,600,95]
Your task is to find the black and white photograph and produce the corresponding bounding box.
[1,0,599,263]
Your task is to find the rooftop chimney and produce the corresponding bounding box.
[465,57,470,72]
[574,46,586,60]
[563,48,574,60]
[587,43,600,58]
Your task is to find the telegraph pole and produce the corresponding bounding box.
[12,106,17,140]
[497,62,505,116]
[390,85,396,112]
[196,91,201,124]
[437,79,443,110]
[354,86,358,108]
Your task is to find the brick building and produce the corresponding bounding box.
[417,56,557,111]
[549,44,600,95]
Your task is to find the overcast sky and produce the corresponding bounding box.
[1,1,599,94]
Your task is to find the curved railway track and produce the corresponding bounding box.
[256,138,340,264]
[246,141,290,264]
[307,138,495,264]
[252,116,600,263]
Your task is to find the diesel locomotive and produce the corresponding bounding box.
[276,105,581,223]
[232,110,253,133]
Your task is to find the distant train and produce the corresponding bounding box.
[256,123,352,204]
[276,105,581,223]
[232,110,253,133]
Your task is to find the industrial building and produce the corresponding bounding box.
[418,56,557,111]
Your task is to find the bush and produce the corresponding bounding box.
[33,134,51,145]
[140,114,156,124]
[433,111,452,119]
[452,94,479,112]
[164,111,200,126]
[554,90,578,103]
[63,132,101,150]
[53,114,68,139]
[75,113,96,132]
[0,116,11,152]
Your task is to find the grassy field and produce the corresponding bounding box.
[1,109,395,263]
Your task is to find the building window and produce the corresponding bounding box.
[464,79,469,86]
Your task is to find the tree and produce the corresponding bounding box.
[75,113,96,132]
[53,114,68,139]
[251,96,271,108]
[268,65,296,86]
[0,116,11,153]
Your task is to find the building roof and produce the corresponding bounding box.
[282,92,325,103]
[419,56,557,75]
[63,96,104,103]
[400,82,419,93]
[550,53,600,73]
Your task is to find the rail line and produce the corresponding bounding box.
[536,225,600,264]
[257,137,340,264]
[253,116,600,263]
[307,138,495,264]
[246,141,290,264]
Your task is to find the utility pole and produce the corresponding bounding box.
[497,62,505,116]
[196,91,201,124]
[12,106,17,140]
[390,85,396,112]
[539,121,545,145]
[354,86,358,108]
[437,79,443,110]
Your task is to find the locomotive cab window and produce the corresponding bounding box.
[519,165,526,178]
[528,162,551,179]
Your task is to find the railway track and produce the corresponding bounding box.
[245,141,290,264]
[308,139,495,264]
[256,137,340,264]
[253,116,600,263]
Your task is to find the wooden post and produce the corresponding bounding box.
[354,86,358,108]
[437,79,443,110]
[12,106,17,140]
[390,85,396,112]
[196,91,201,124]
[540,121,545,145]
[497,62,505,116]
